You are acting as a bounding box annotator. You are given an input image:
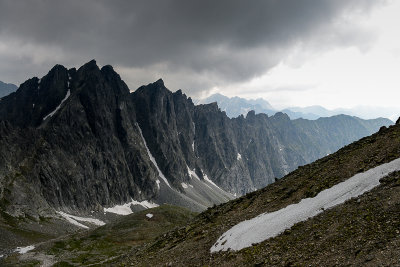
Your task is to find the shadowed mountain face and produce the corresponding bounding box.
[0,81,17,98]
[0,61,392,219]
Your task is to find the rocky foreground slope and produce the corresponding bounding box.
[114,119,400,266]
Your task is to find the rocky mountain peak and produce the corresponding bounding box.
[80,59,98,70]
[155,78,164,86]
[0,60,393,221]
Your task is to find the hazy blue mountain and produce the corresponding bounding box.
[196,93,276,118]
[282,105,337,119]
[198,93,396,121]
[285,105,400,121]
[197,93,333,119]
[0,80,17,97]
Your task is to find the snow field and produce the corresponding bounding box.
[211,157,400,252]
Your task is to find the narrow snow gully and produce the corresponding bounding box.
[136,123,171,188]
[211,157,400,252]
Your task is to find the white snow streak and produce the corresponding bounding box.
[156,179,161,189]
[43,89,70,121]
[181,182,189,189]
[57,211,105,229]
[187,166,200,180]
[14,245,35,254]
[104,199,159,215]
[211,157,400,252]
[237,153,242,160]
[136,123,172,188]
[188,167,222,190]
[146,213,153,218]
[203,172,221,190]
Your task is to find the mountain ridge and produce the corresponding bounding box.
[199,93,397,121]
[0,60,392,237]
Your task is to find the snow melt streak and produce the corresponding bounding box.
[211,157,400,252]
[43,89,71,120]
[57,211,105,229]
[137,123,171,188]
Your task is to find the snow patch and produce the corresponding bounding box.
[146,213,153,218]
[43,89,70,121]
[187,166,200,180]
[67,74,71,87]
[211,157,400,252]
[181,182,188,189]
[156,179,160,189]
[14,245,35,254]
[192,141,195,151]
[104,199,159,215]
[137,123,171,188]
[104,203,134,216]
[57,211,105,229]
[237,153,242,160]
[203,172,221,189]
[133,200,159,209]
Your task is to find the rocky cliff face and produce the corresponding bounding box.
[0,61,392,218]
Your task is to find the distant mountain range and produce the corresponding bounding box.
[197,93,399,121]
[0,81,17,97]
[196,93,276,118]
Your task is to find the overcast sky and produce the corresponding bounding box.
[0,0,399,111]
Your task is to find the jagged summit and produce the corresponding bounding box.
[80,59,98,68]
[154,78,164,86]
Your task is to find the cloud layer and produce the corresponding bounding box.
[0,0,382,95]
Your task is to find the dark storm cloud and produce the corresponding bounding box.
[0,0,383,94]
